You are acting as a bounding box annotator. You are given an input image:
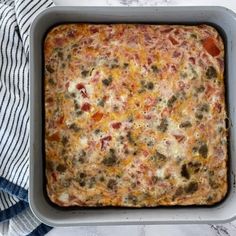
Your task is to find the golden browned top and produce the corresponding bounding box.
[44,24,227,207]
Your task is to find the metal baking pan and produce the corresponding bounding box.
[29,6,236,226]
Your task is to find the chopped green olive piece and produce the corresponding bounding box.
[209,178,219,189]
[71,93,76,98]
[195,112,203,120]
[198,143,208,158]
[150,151,167,165]
[173,186,184,200]
[176,186,184,196]
[46,160,54,172]
[77,150,86,164]
[89,177,96,188]
[179,121,192,128]
[56,164,66,172]
[151,65,159,73]
[61,136,69,146]
[152,176,159,184]
[61,178,70,187]
[57,51,63,59]
[191,33,197,39]
[107,179,117,190]
[110,148,115,154]
[180,72,188,79]
[79,180,86,187]
[69,123,80,132]
[188,162,201,173]
[76,110,83,116]
[206,196,213,203]
[90,68,95,76]
[79,172,86,178]
[81,70,89,77]
[98,98,105,107]
[48,78,55,85]
[128,116,134,122]
[127,131,134,143]
[192,146,198,153]
[181,164,190,179]
[156,151,167,161]
[199,103,209,112]
[94,129,101,134]
[102,76,113,86]
[102,149,118,166]
[123,63,129,68]
[127,194,137,205]
[184,181,198,194]
[124,149,129,154]
[196,85,205,93]
[74,102,80,110]
[111,64,119,69]
[78,157,85,164]
[146,82,154,90]
[100,176,105,182]
[72,44,78,48]
[157,118,168,132]
[140,80,145,86]
[167,95,177,108]
[147,141,154,146]
[206,66,217,79]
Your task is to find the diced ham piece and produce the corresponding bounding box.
[48,132,60,142]
[76,83,88,98]
[52,172,57,182]
[101,136,112,150]
[92,112,103,122]
[81,103,91,112]
[203,37,220,57]
[214,102,222,113]
[169,36,178,45]
[112,122,122,129]
[173,134,186,143]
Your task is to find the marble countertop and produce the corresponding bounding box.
[47,0,236,235]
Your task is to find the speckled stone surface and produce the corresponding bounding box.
[48,1,236,235]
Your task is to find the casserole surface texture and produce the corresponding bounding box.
[44,24,227,207]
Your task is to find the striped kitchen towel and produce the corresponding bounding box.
[0,0,54,235]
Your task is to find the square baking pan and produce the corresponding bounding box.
[29,6,236,226]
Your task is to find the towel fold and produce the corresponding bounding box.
[0,0,54,235]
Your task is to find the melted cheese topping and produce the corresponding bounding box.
[44,24,227,207]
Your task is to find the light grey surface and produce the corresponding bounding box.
[29,6,236,227]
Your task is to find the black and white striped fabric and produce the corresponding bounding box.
[0,0,54,235]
